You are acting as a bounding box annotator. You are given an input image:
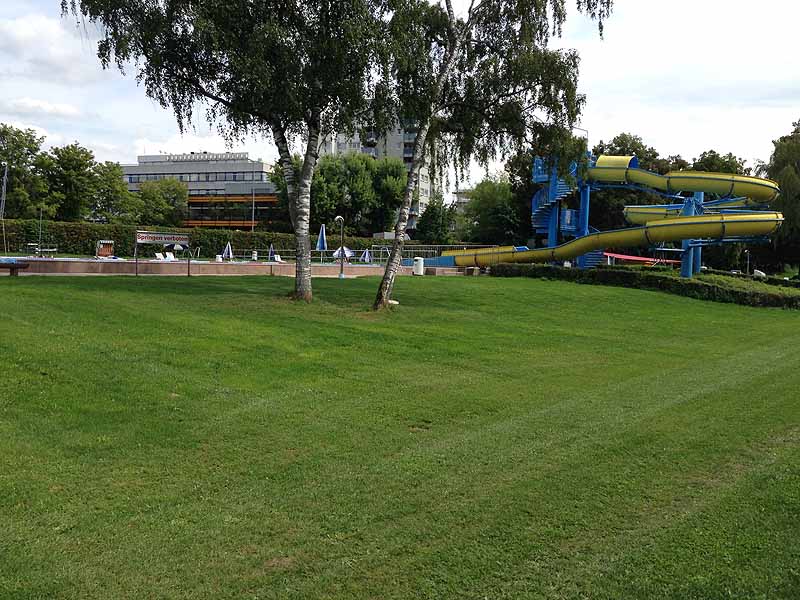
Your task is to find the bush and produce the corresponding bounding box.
[490,263,800,309]
[2,219,383,258]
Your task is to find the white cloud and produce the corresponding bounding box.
[3,0,797,189]
[553,0,800,163]
[0,14,109,84]
[4,121,64,148]
[2,97,81,119]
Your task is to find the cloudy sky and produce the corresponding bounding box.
[1,0,797,182]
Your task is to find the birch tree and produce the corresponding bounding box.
[63,0,386,301]
[371,0,613,309]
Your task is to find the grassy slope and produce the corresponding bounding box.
[1,276,798,599]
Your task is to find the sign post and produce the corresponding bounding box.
[134,231,192,277]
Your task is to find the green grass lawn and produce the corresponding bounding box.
[1,276,799,599]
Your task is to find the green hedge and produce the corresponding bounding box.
[490,263,800,309]
[701,267,800,290]
[1,220,385,258]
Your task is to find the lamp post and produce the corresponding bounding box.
[1,161,8,254]
[334,215,344,279]
[744,248,750,275]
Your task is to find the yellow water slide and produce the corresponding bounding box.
[441,155,783,268]
[586,155,781,225]
[442,212,783,268]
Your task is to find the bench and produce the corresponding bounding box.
[0,261,30,276]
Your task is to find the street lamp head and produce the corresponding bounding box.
[1,161,7,167]
[334,215,344,225]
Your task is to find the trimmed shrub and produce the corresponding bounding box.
[490,263,800,309]
[2,219,385,258]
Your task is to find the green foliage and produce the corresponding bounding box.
[48,143,98,221]
[64,0,386,141]
[138,179,188,227]
[503,150,537,242]
[2,219,380,258]
[90,161,140,224]
[0,124,55,219]
[463,176,522,245]
[756,120,800,266]
[691,150,749,175]
[369,157,407,232]
[271,153,408,236]
[414,195,455,244]
[372,1,612,173]
[1,123,136,225]
[491,263,800,309]
[310,153,406,235]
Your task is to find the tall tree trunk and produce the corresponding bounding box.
[373,13,464,309]
[272,113,321,302]
[292,178,313,301]
[373,122,429,309]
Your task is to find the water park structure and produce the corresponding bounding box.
[424,155,783,277]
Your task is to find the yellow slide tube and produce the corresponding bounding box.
[623,197,764,225]
[443,213,783,268]
[587,156,780,204]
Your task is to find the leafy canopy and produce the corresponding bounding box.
[758,120,800,264]
[0,124,54,219]
[415,195,456,244]
[139,179,189,227]
[370,0,612,177]
[63,0,386,141]
[463,176,521,245]
[272,153,407,236]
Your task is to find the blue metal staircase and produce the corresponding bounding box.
[580,249,606,269]
[532,157,604,270]
[576,226,605,269]
[532,180,575,234]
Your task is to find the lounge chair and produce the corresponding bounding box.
[154,252,165,261]
[165,252,177,261]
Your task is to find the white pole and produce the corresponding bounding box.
[251,187,255,233]
[1,162,8,254]
[38,205,43,257]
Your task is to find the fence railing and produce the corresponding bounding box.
[369,244,496,264]
[228,244,496,265]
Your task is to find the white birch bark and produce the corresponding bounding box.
[272,114,321,302]
[373,4,463,309]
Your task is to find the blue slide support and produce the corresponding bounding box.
[575,182,591,268]
[680,192,705,277]
[680,197,696,278]
[692,192,704,274]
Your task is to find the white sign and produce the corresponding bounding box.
[136,231,190,245]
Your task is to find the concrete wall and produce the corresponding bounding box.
[14,259,409,278]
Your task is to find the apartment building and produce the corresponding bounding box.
[320,126,437,230]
